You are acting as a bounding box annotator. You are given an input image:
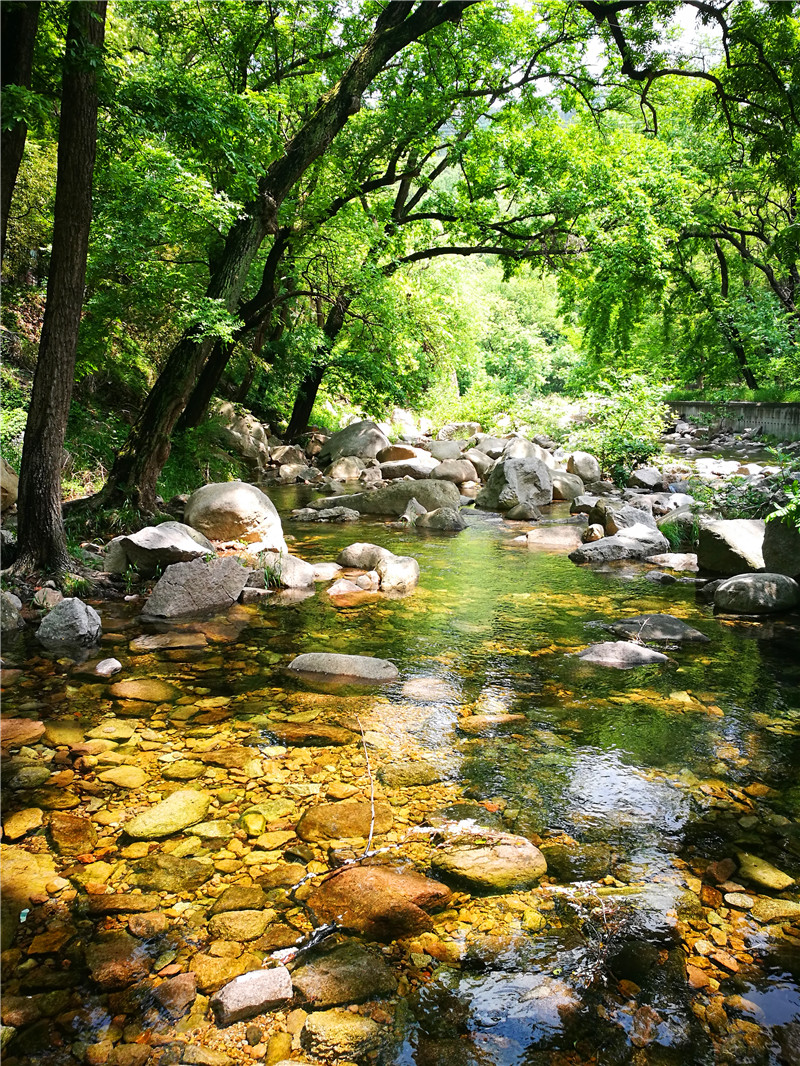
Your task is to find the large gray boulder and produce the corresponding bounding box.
[318,421,390,465]
[429,440,462,462]
[183,482,286,550]
[375,553,419,592]
[463,448,494,478]
[330,480,460,516]
[415,507,467,532]
[430,458,478,484]
[476,457,553,513]
[248,551,315,589]
[714,573,800,614]
[567,451,601,483]
[438,421,480,440]
[337,542,393,569]
[697,519,765,574]
[762,518,800,577]
[379,455,438,479]
[37,598,101,648]
[142,556,250,618]
[568,524,669,563]
[1,591,25,632]
[104,521,215,576]
[552,472,584,502]
[287,652,398,682]
[606,614,710,643]
[325,456,365,480]
[574,642,669,668]
[475,436,507,459]
[627,467,664,490]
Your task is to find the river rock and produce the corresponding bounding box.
[296,800,393,841]
[476,457,553,513]
[301,1009,383,1062]
[697,518,765,574]
[209,885,269,915]
[36,598,101,648]
[85,931,151,990]
[539,842,613,882]
[375,553,419,592]
[1,718,45,747]
[318,421,390,465]
[337,543,391,569]
[292,942,397,1007]
[249,551,315,589]
[736,852,795,891]
[142,556,250,619]
[2,807,44,840]
[184,482,286,549]
[110,678,179,701]
[574,641,669,668]
[48,812,97,855]
[750,898,800,923]
[325,456,365,480]
[569,524,669,563]
[522,525,584,552]
[287,652,398,682]
[627,467,664,490]
[377,444,422,462]
[264,721,355,747]
[714,573,800,614]
[152,972,197,1019]
[123,788,211,839]
[606,614,710,643]
[105,521,215,575]
[431,826,547,892]
[190,952,263,994]
[439,421,480,441]
[567,451,601,482]
[208,910,272,941]
[431,458,478,484]
[209,966,293,1026]
[127,854,212,892]
[762,517,800,577]
[429,440,463,461]
[335,479,461,516]
[415,507,467,531]
[380,456,439,479]
[307,865,452,940]
[1,591,25,632]
[552,472,584,501]
[463,447,494,478]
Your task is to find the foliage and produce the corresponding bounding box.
[157,418,250,502]
[566,375,672,482]
[765,482,800,532]
[688,476,773,521]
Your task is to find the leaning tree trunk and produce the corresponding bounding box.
[97,1,477,512]
[1,0,41,261]
[285,293,351,439]
[14,0,106,576]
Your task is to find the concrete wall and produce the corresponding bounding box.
[674,401,800,441]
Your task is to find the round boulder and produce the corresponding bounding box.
[36,598,101,648]
[183,482,286,549]
[713,573,800,614]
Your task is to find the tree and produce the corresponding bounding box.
[1,0,41,260]
[14,0,106,576]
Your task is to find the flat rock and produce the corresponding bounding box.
[208,909,272,941]
[432,826,547,892]
[307,865,451,941]
[109,678,179,702]
[152,972,197,1018]
[1,718,45,748]
[163,760,207,780]
[750,898,800,923]
[129,632,208,652]
[209,885,268,915]
[287,652,398,683]
[697,518,765,574]
[190,951,263,994]
[292,942,397,1007]
[329,479,460,516]
[48,811,97,855]
[736,852,795,891]
[123,789,211,839]
[574,642,669,669]
[296,800,393,842]
[209,965,293,1026]
[539,842,613,882]
[301,1008,383,1062]
[2,807,44,840]
[522,526,584,552]
[606,614,710,644]
[569,525,669,564]
[263,722,354,747]
[85,931,151,990]
[105,521,215,575]
[127,854,212,892]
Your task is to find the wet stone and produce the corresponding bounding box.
[301,1008,384,1062]
[88,893,161,915]
[85,930,152,990]
[291,941,398,1007]
[0,718,46,748]
[98,765,148,789]
[736,851,795,891]
[189,951,263,994]
[256,864,307,891]
[378,761,446,788]
[128,912,168,938]
[109,679,180,702]
[127,855,213,892]
[263,722,355,747]
[432,826,547,892]
[162,760,207,781]
[209,965,293,1026]
[296,800,393,842]
[606,614,710,644]
[209,885,268,915]
[87,721,136,742]
[539,841,613,882]
[123,789,212,839]
[207,910,273,941]
[48,811,98,855]
[151,973,197,1018]
[2,807,44,840]
[750,898,800,923]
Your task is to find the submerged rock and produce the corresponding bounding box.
[287,652,398,682]
[209,966,293,1024]
[736,851,795,891]
[431,826,547,892]
[415,507,467,532]
[123,789,211,839]
[606,614,710,643]
[296,800,393,841]
[292,942,397,1007]
[301,1008,384,1063]
[574,642,669,668]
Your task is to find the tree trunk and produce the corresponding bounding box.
[97,1,477,511]
[285,292,351,439]
[1,0,41,261]
[14,1,106,576]
[178,340,232,430]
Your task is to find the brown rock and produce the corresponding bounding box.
[706,858,737,885]
[153,972,197,1018]
[307,864,451,941]
[263,722,355,747]
[128,912,168,938]
[48,812,98,856]
[189,951,262,993]
[1,718,45,748]
[700,884,723,909]
[296,801,393,842]
[109,678,179,702]
[88,894,161,915]
[85,931,152,989]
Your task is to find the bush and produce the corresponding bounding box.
[566,375,673,482]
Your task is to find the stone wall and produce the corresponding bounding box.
[674,401,800,441]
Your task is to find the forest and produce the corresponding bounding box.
[1,0,799,573]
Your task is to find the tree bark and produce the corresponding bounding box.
[1,0,41,261]
[285,293,351,439]
[14,1,106,576]
[98,1,478,511]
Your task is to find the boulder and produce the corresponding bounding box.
[377,444,421,462]
[567,451,601,483]
[463,448,494,478]
[291,506,359,523]
[429,440,463,462]
[337,543,392,569]
[375,553,419,592]
[475,457,553,513]
[552,472,584,502]
[287,652,398,682]
[415,507,467,532]
[627,467,664,490]
[123,788,211,840]
[522,526,584,552]
[209,966,293,1026]
[249,551,315,589]
[297,800,393,841]
[762,517,800,577]
[430,458,478,484]
[301,1009,384,1063]
[697,519,765,574]
[0,457,19,512]
[432,826,547,892]
[307,865,452,940]
[590,500,658,536]
[104,522,215,575]
[574,642,669,668]
[271,444,306,466]
[318,421,391,465]
[36,598,101,648]
[142,556,250,618]
[438,421,480,440]
[380,456,438,479]
[1,591,25,632]
[606,614,710,643]
[568,525,669,564]
[183,482,286,549]
[325,456,365,480]
[292,942,397,1008]
[331,480,460,516]
[475,436,508,459]
[713,573,800,614]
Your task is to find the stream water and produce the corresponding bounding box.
[2,488,799,1066]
